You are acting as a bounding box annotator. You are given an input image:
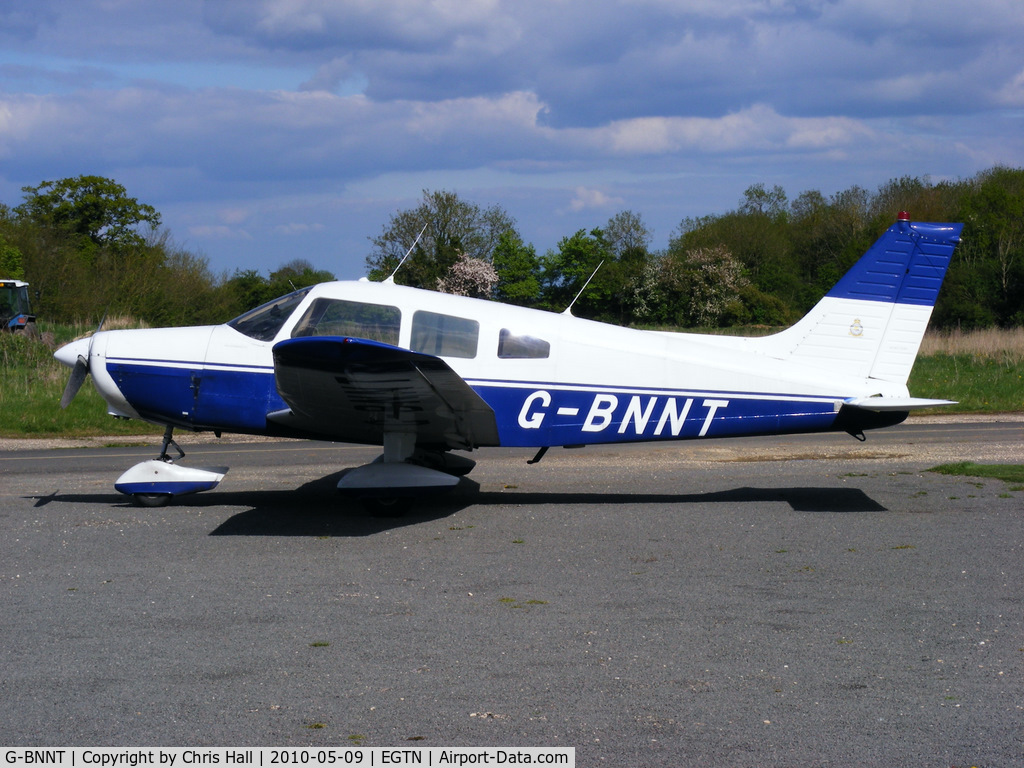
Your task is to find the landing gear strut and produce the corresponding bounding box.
[159,425,185,462]
[336,432,473,516]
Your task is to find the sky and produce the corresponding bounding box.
[2,0,1023,280]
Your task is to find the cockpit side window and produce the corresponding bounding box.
[291,298,401,345]
[228,288,311,342]
[498,329,550,359]
[411,310,479,358]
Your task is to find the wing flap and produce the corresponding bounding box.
[844,396,957,411]
[271,336,500,449]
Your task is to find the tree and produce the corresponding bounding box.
[16,175,161,250]
[365,190,517,289]
[268,259,335,295]
[678,245,749,326]
[538,228,610,316]
[739,183,788,221]
[949,167,1024,327]
[436,253,499,298]
[0,234,23,278]
[221,269,272,318]
[789,185,873,310]
[492,230,541,306]
[218,260,337,318]
[638,245,750,327]
[671,209,798,313]
[604,210,652,260]
[602,210,653,324]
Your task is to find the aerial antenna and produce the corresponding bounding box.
[562,260,604,316]
[384,223,429,283]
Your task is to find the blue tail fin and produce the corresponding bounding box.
[827,215,962,307]
[753,215,962,385]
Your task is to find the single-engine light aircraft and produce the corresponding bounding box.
[55,214,962,510]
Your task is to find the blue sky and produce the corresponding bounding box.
[2,0,1023,279]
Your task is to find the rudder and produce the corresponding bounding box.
[755,214,962,385]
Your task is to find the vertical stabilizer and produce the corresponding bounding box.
[754,215,962,385]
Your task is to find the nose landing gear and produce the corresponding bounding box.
[115,427,229,507]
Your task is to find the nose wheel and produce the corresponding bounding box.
[133,492,174,508]
[115,427,229,506]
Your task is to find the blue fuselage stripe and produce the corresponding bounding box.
[471,384,840,446]
[108,361,284,433]
[107,361,845,445]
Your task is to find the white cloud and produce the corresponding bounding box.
[274,221,325,235]
[407,91,547,137]
[218,207,251,225]
[997,68,1024,108]
[581,105,875,155]
[187,224,252,240]
[568,186,624,212]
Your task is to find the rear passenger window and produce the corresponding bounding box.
[291,298,401,345]
[498,329,550,359]
[411,311,479,358]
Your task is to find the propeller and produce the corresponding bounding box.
[59,352,90,408]
[55,315,105,409]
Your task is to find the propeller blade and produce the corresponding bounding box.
[60,355,90,409]
[54,313,107,409]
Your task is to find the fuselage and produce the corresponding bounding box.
[56,277,908,449]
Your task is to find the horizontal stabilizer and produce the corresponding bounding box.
[844,396,957,411]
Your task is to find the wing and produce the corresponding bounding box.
[268,336,500,450]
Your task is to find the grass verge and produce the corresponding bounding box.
[908,355,1024,413]
[928,462,1024,490]
[0,326,161,439]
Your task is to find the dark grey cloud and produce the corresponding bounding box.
[1,0,1022,276]
[0,4,55,42]
[204,0,508,55]
[196,0,1024,124]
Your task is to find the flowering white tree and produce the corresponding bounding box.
[682,245,748,326]
[633,244,749,327]
[436,252,499,298]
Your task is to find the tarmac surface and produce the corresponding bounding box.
[1,418,1023,765]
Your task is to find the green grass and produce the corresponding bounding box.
[909,355,1024,413]
[928,462,1024,489]
[0,326,160,438]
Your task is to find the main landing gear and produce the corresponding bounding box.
[336,432,475,516]
[114,426,229,507]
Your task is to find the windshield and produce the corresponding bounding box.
[0,284,28,319]
[227,288,311,341]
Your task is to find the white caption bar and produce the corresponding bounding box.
[2,749,574,768]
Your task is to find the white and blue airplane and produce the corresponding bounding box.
[55,214,962,509]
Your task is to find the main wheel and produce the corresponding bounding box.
[361,496,412,517]
[134,493,173,507]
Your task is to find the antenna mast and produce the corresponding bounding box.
[384,223,429,283]
[563,260,604,316]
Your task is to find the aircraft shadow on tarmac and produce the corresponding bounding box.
[28,473,887,537]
